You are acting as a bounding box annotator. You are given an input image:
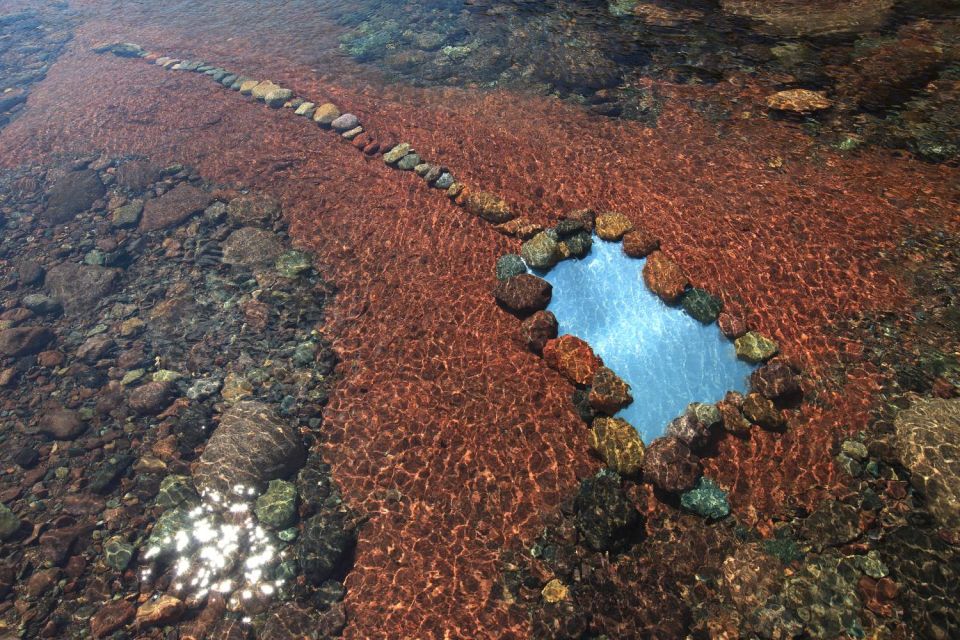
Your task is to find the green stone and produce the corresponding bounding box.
[155,475,198,510]
[120,369,145,385]
[145,507,193,560]
[292,341,318,366]
[841,440,868,461]
[495,255,526,281]
[255,479,298,529]
[680,477,730,520]
[689,402,721,427]
[84,250,106,266]
[734,331,779,363]
[0,503,20,541]
[111,200,143,228]
[276,250,313,278]
[278,527,299,542]
[396,153,422,171]
[104,536,134,571]
[382,143,411,165]
[520,232,560,271]
[681,288,723,324]
[152,369,182,382]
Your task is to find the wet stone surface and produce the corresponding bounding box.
[0,155,355,638]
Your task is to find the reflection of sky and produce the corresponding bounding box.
[141,484,284,610]
[536,237,755,442]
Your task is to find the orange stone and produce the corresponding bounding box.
[642,251,688,304]
[542,335,602,386]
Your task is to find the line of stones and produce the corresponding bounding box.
[93,41,803,516]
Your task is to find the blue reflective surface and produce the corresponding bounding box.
[538,237,755,442]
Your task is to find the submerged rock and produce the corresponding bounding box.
[542,335,601,386]
[44,169,105,224]
[574,469,641,552]
[227,193,280,226]
[313,103,341,127]
[521,232,561,271]
[642,251,688,304]
[751,360,801,400]
[255,479,299,529]
[0,326,54,357]
[35,405,85,440]
[642,436,701,493]
[331,113,359,131]
[193,401,307,497]
[461,190,515,223]
[139,183,213,232]
[594,212,633,241]
[622,229,659,258]
[495,254,526,281]
[681,288,722,324]
[588,366,632,414]
[520,310,558,354]
[742,392,786,430]
[894,397,960,528]
[720,0,893,38]
[222,227,285,266]
[765,89,833,114]
[382,143,411,165]
[492,274,552,316]
[298,511,355,585]
[589,416,645,476]
[680,477,730,520]
[735,331,779,363]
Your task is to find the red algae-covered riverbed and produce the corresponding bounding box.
[2,1,959,638]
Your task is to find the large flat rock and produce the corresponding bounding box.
[45,263,120,313]
[139,184,213,232]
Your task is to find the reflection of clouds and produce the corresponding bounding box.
[141,483,286,609]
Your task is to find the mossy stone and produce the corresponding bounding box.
[680,477,730,520]
[255,479,299,529]
[681,288,723,324]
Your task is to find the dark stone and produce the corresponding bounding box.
[0,326,54,357]
[681,288,722,324]
[139,184,213,232]
[495,254,526,281]
[799,500,861,552]
[227,193,280,226]
[642,436,701,493]
[128,381,175,415]
[44,170,105,224]
[88,454,134,494]
[751,360,801,400]
[90,600,135,638]
[194,401,307,497]
[588,366,633,415]
[492,274,552,316]
[13,446,39,468]
[563,231,592,259]
[21,294,61,316]
[35,405,86,440]
[520,310,558,354]
[76,335,115,363]
[572,388,596,423]
[17,260,44,286]
[554,219,585,237]
[742,392,786,430]
[573,469,641,552]
[45,263,120,313]
[298,511,356,585]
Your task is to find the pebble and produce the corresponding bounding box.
[383,143,412,165]
[0,503,20,541]
[186,377,222,400]
[313,103,341,127]
[342,126,363,140]
[294,101,315,116]
[111,200,143,228]
[135,595,185,629]
[397,153,421,171]
[265,87,294,108]
[239,79,260,95]
[433,173,454,189]
[331,113,359,131]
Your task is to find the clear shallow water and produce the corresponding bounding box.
[540,237,755,442]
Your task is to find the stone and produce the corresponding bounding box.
[382,143,411,165]
[718,392,751,435]
[0,504,20,541]
[294,101,315,116]
[17,260,45,286]
[36,406,86,440]
[681,288,722,324]
[194,401,307,497]
[140,184,213,232]
[841,440,868,461]
[222,227,285,266]
[750,360,801,399]
[264,87,294,108]
[594,211,633,240]
[26,568,59,597]
[135,595,185,629]
[250,81,279,101]
[521,232,561,271]
[563,231,593,259]
[0,326,54,357]
[155,475,198,509]
[589,416,645,476]
[13,446,39,468]
[461,190,515,223]
[735,332,779,366]
[720,0,893,37]
[46,263,119,313]
[666,403,720,451]
[799,500,861,551]
[90,600,135,638]
[186,377,222,401]
[542,579,569,603]
[588,367,633,414]
[276,250,313,278]
[717,312,748,339]
[642,251,688,304]
[742,392,786,430]
[77,335,115,363]
[492,274,552,316]
[239,79,260,94]
[894,397,960,528]
[573,469,641,552]
[434,173,454,190]
[227,193,280,226]
[520,310,558,354]
[543,335,602,386]
[88,454,133,493]
[680,477,730,520]
[313,103,341,126]
[255,479,298,529]
[397,153,422,170]
[331,113,359,131]
[298,511,355,585]
[642,436,701,493]
[622,229,659,257]
[422,165,444,185]
[128,381,175,415]
[765,89,833,114]
[495,254,526,281]
[94,41,145,57]
[111,200,143,228]
[44,169,105,224]
[104,536,134,571]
